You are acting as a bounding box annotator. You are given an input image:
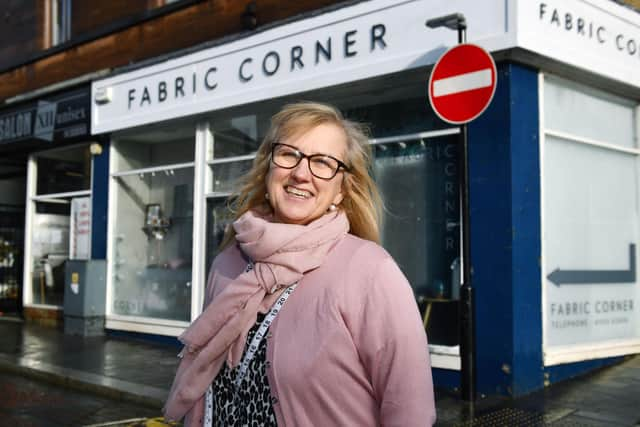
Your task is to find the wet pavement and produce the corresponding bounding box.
[0,319,638,426]
[0,320,176,410]
[435,354,640,426]
[0,372,158,426]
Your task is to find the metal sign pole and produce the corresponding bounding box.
[459,124,476,403]
[455,22,476,405]
[426,12,476,403]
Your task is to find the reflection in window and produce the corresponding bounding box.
[116,130,195,172]
[36,146,91,195]
[205,199,235,274]
[211,114,269,158]
[374,136,460,347]
[210,160,253,194]
[31,202,70,306]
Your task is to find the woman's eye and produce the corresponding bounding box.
[312,157,333,169]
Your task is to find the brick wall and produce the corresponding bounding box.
[0,0,346,102]
[0,0,46,71]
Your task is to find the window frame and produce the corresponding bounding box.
[23,143,93,309]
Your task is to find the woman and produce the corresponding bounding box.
[164,102,436,426]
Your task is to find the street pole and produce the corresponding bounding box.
[426,13,476,403]
[456,20,476,406]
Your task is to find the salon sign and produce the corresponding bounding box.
[92,0,640,134]
[0,88,90,144]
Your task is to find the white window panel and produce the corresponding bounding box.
[544,75,636,149]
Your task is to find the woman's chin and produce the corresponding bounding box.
[273,209,318,225]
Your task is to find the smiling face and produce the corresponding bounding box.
[266,123,347,225]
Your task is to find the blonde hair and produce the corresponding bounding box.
[221,101,382,247]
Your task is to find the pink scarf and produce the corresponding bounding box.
[163,209,349,423]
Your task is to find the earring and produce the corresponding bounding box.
[328,204,337,212]
[265,193,270,200]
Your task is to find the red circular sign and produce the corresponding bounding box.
[428,44,497,125]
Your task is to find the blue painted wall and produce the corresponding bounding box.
[468,62,543,397]
[545,356,624,385]
[91,140,109,260]
[432,368,461,391]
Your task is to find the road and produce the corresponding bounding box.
[0,372,166,426]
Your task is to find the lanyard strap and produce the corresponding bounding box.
[204,261,297,426]
[234,282,296,388]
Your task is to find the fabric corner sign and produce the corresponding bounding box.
[90,0,513,134]
[543,203,640,356]
[0,87,90,146]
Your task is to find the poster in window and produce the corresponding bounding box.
[70,197,91,260]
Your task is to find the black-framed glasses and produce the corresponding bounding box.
[270,143,349,180]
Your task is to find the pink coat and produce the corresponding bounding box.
[195,233,436,426]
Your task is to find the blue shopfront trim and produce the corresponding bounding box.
[91,138,110,259]
[468,62,542,397]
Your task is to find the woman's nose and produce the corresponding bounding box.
[291,158,312,180]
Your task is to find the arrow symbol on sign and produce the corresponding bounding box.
[547,244,636,286]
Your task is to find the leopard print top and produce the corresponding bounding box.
[211,313,277,426]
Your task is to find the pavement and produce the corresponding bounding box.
[0,318,638,426]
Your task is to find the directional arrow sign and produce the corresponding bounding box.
[547,244,636,286]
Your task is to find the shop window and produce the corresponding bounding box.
[204,110,276,269]
[109,125,196,323]
[111,169,193,321]
[544,77,636,149]
[542,75,640,364]
[205,198,234,276]
[36,147,91,195]
[210,160,253,194]
[116,127,195,172]
[25,145,92,308]
[372,135,460,347]
[212,114,266,159]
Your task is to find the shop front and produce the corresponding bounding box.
[91,0,640,396]
[0,84,104,325]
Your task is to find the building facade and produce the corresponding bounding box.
[0,0,345,324]
[1,0,639,398]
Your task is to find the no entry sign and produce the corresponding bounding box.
[428,44,497,125]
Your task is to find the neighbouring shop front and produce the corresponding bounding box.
[91,0,640,396]
[0,84,103,325]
